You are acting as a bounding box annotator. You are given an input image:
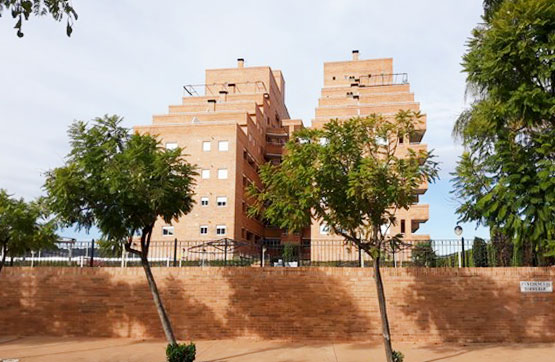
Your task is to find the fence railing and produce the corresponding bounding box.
[1,237,538,268]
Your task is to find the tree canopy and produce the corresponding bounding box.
[0,189,57,273]
[0,0,77,37]
[44,115,197,245]
[452,0,555,262]
[250,111,438,251]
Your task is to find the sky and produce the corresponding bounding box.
[0,0,489,240]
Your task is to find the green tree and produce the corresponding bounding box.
[44,115,197,345]
[249,112,438,362]
[0,190,57,273]
[472,237,489,267]
[452,0,555,263]
[0,0,77,37]
[411,242,437,267]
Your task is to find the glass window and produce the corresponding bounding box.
[218,140,229,151]
[216,225,226,235]
[165,142,178,150]
[201,197,209,206]
[319,223,329,235]
[217,169,228,179]
[216,196,227,207]
[201,169,210,179]
[202,141,211,152]
[162,226,174,236]
[200,225,208,235]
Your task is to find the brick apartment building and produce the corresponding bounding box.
[134,51,430,252]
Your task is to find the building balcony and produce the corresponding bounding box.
[265,143,283,158]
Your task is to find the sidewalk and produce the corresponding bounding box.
[1,336,554,362]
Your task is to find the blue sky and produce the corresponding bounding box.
[0,0,489,240]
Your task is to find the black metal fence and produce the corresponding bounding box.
[2,237,541,268]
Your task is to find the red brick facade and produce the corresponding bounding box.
[1,267,554,342]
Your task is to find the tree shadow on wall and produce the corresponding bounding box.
[0,268,226,341]
[1,267,380,343]
[400,268,555,344]
[219,268,378,341]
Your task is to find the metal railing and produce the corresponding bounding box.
[1,237,541,268]
[183,81,267,97]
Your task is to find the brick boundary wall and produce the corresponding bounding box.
[1,267,554,343]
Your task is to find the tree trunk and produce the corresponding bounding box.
[140,255,177,344]
[0,244,7,274]
[373,256,394,362]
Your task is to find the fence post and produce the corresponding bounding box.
[68,243,73,266]
[173,238,178,267]
[262,246,266,267]
[121,244,125,268]
[224,239,228,266]
[90,239,95,267]
[461,236,466,268]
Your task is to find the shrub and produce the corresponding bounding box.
[472,237,488,267]
[166,342,196,362]
[411,242,437,267]
[282,243,297,263]
[393,350,404,362]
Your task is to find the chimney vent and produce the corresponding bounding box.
[219,90,228,102]
[237,58,245,68]
[352,50,359,61]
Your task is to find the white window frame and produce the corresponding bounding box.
[201,169,210,179]
[319,223,330,235]
[200,197,209,206]
[202,141,211,152]
[216,225,227,235]
[165,142,178,150]
[216,196,227,207]
[217,168,228,179]
[162,226,175,236]
[200,225,208,235]
[218,140,229,151]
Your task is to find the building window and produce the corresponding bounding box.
[320,223,329,235]
[217,168,228,179]
[202,141,211,152]
[216,225,226,235]
[162,226,174,236]
[376,136,388,146]
[201,169,210,179]
[200,225,208,235]
[200,197,209,206]
[216,196,227,207]
[165,142,178,150]
[218,140,229,151]
[400,219,406,234]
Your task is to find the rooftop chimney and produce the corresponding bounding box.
[237,58,245,68]
[219,90,228,102]
[352,50,359,61]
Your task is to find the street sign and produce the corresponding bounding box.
[520,281,553,293]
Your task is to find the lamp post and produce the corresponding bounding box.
[454,225,465,268]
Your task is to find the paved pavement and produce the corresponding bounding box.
[1,336,554,362]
